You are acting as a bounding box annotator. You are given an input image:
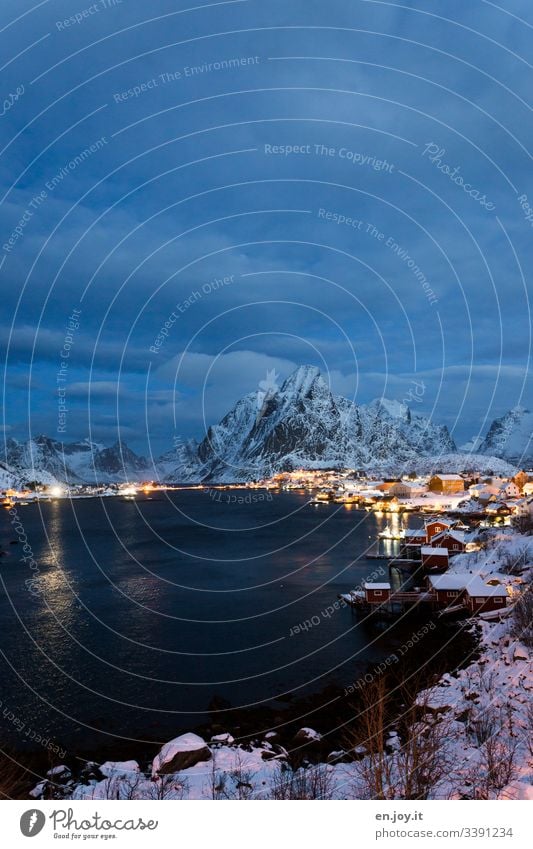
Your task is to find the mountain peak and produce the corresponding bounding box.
[479,406,533,461]
[177,365,456,482]
[280,365,326,398]
[370,398,409,419]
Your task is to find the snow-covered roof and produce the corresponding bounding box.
[432,529,465,543]
[364,582,391,590]
[428,573,471,590]
[465,578,508,597]
[431,474,464,480]
[421,545,449,556]
[405,528,427,537]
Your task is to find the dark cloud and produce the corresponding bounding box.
[1,0,532,452]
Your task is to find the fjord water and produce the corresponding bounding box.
[0,491,406,753]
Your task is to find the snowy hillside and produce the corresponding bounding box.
[408,452,517,477]
[2,436,150,486]
[479,407,533,462]
[0,460,18,489]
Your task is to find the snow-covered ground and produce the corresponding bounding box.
[28,531,533,801]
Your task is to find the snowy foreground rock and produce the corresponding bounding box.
[152,733,211,776]
[29,534,533,800]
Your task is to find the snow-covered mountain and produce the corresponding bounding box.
[0,459,19,490]
[478,407,533,462]
[2,436,149,486]
[3,371,530,488]
[159,365,456,482]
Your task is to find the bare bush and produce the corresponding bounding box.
[344,678,452,800]
[470,708,498,746]
[204,751,228,800]
[475,737,518,798]
[147,773,189,800]
[226,750,256,800]
[525,704,533,760]
[464,706,519,799]
[511,514,533,537]
[269,762,334,800]
[512,580,533,647]
[0,748,34,800]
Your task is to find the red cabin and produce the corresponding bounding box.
[425,519,452,542]
[430,529,466,555]
[427,574,469,608]
[421,546,449,572]
[465,579,508,613]
[364,582,391,604]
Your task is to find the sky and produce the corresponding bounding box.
[1,0,532,456]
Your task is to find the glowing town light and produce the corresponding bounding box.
[50,486,64,498]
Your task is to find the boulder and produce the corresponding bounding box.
[29,780,47,798]
[152,733,211,776]
[513,643,529,661]
[264,731,279,742]
[210,733,234,745]
[292,727,322,746]
[99,760,140,779]
[46,765,71,782]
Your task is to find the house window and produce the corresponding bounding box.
[373,590,383,597]
[453,544,459,550]
[447,591,457,597]
[475,597,485,603]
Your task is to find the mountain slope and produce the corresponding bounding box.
[2,436,149,485]
[478,407,533,461]
[160,365,457,482]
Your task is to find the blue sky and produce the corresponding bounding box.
[1,0,532,454]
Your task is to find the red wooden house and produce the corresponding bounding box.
[425,519,453,542]
[427,573,469,607]
[429,529,467,555]
[364,582,391,604]
[465,578,508,613]
[421,545,449,571]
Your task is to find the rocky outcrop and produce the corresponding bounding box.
[151,732,211,776]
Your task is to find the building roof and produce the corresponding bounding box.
[364,582,391,590]
[465,577,508,597]
[405,528,427,538]
[421,546,449,556]
[432,529,466,543]
[431,474,464,481]
[428,573,471,590]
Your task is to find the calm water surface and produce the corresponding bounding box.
[0,491,414,752]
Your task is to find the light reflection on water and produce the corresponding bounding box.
[0,492,424,750]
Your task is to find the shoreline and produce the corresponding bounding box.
[8,614,477,797]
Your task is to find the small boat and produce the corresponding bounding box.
[378,525,405,540]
